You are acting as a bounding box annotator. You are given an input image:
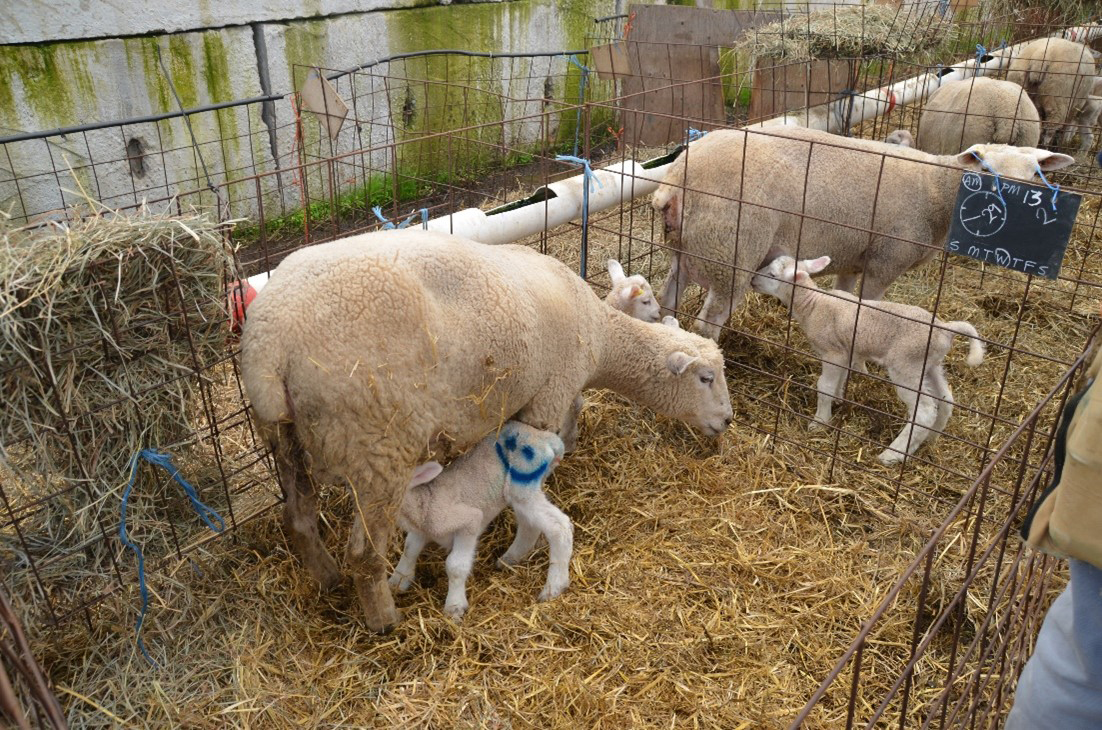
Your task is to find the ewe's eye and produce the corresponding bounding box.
[699,371,715,385]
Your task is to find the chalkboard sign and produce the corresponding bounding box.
[946,171,1081,279]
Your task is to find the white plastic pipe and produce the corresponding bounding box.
[242,24,1102,296]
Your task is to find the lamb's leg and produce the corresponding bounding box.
[658,252,690,313]
[880,376,939,465]
[443,529,481,621]
[930,366,955,439]
[498,513,541,567]
[272,423,342,591]
[389,530,428,592]
[810,362,847,430]
[509,493,574,602]
[344,461,407,633]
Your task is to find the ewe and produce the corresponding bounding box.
[653,125,1074,340]
[751,256,985,465]
[240,230,732,632]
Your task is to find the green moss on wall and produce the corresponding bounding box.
[0,42,96,127]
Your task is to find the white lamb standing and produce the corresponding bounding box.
[653,125,1075,340]
[1067,78,1102,153]
[606,259,661,322]
[392,421,570,621]
[751,256,986,465]
[240,229,732,632]
[1007,37,1098,149]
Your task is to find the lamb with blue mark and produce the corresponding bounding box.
[391,421,572,621]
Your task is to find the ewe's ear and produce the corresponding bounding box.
[662,315,681,329]
[956,145,987,170]
[804,256,831,274]
[666,350,699,376]
[1034,150,1076,172]
[410,461,443,487]
[608,258,625,283]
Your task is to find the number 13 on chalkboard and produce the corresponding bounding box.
[945,171,1081,280]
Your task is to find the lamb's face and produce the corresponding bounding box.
[751,256,798,303]
[495,422,564,488]
[658,321,733,437]
[957,144,1076,182]
[611,277,661,323]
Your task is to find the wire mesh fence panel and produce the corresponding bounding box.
[2,3,1102,726]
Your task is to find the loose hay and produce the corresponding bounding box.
[734,4,956,64]
[0,204,236,623]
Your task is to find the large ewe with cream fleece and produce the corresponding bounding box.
[912,77,1041,154]
[1007,37,1097,149]
[392,421,570,621]
[239,229,733,632]
[751,256,985,465]
[652,125,1075,340]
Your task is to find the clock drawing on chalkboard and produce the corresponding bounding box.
[958,190,1007,238]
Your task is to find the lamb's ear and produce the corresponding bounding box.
[662,315,681,329]
[666,351,699,376]
[795,270,811,284]
[1034,149,1076,172]
[630,284,645,299]
[410,461,444,487]
[608,259,625,283]
[803,256,831,274]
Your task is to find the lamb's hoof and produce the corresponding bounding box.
[496,556,518,569]
[387,573,413,592]
[878,449,906,465]
[538,580,569,603]
[808,418,830,432]
[444,601,468,622]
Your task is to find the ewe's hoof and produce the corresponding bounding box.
[808,419,830,432]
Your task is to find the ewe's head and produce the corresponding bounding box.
[495,421,564,488]
[649,317,733,437]
[607,259,661,323]
[955,144,1075,181]
[752,255,830,305]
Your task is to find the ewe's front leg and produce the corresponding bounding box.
[443,529,481,621]
[658,252,690,313]
[510,493,574,603]
[389,530,428,592]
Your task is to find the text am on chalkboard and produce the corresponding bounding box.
[945,171,1081,280]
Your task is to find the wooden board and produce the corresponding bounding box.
[749,57,856,123]
[616,5,781,146]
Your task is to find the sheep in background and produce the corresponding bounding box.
[240,230,733,632]
[1007,38,1097,149]
[751,255,985,465]
[1066,78,1102,153]
[913,77,1041,154]
[392,421,570,621]
[606,259,661,323]
[884,129,914,147]
[653,125,1075,340]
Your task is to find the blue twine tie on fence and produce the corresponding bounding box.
[1033,162,1061,211]
[372,206,429,230]
[973,154,1006,207]
[937,0,949,17]
[686,127,707,142]
[555,154,602,277]
[565,54,591,158]
[119,448,226,667]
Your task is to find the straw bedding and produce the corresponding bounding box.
[6,167,1096,726]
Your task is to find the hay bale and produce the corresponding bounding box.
[0,205,235,619]
[736,4,955,63]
